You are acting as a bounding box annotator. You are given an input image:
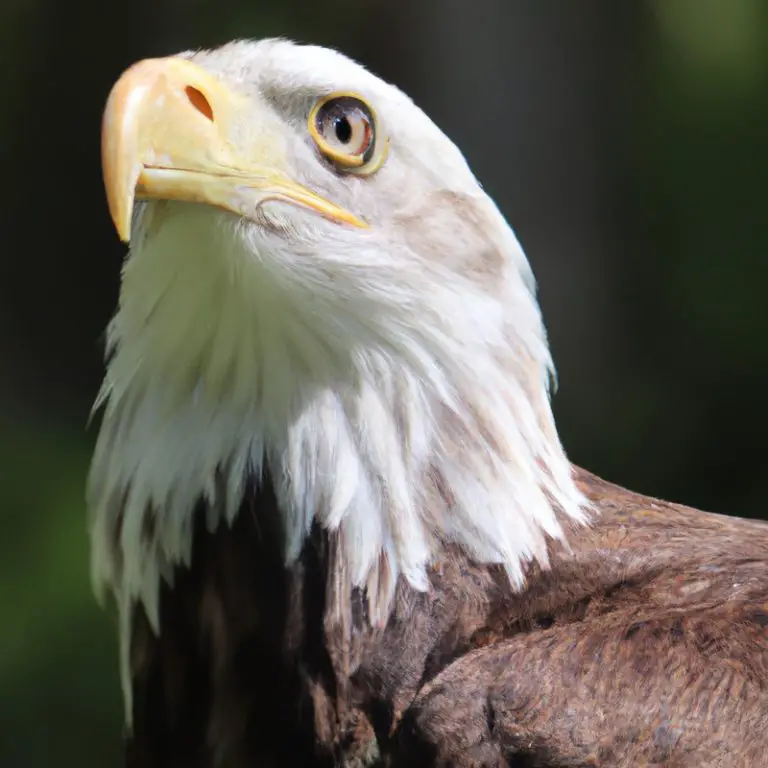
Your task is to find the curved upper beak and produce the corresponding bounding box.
[101,56,367,242]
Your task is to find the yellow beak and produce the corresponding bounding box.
[101,56,367,242]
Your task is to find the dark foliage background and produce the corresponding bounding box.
[2,1,768,765]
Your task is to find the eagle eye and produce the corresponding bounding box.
[308,92,388,175]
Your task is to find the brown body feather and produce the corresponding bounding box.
[126,469,768,767]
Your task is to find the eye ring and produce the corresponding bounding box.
[308,92,388,176]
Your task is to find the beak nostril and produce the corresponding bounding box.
[185,86,214,121]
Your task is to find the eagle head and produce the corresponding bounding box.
[89,39,588,653]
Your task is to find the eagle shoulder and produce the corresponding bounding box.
[390,468,768,766]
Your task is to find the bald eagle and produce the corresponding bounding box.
[90,39,768,768]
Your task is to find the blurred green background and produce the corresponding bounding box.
[3,1,768,765]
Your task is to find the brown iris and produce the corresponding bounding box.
[308,92,388,175]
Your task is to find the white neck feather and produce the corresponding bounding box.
[88,199,588,716]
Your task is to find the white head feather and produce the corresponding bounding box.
[88,37,589,716]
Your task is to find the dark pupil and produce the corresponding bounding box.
[333,116,352,144]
